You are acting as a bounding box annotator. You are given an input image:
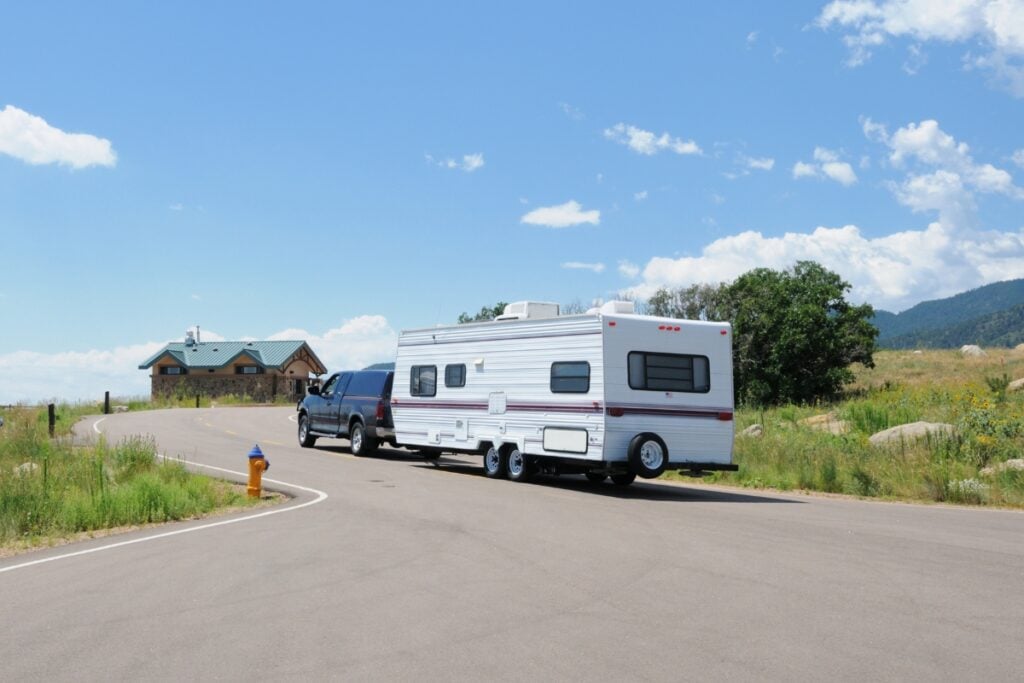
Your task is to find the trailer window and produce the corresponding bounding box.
[410,365,437,397]
[628,352,710,393]
[445,364,466,388]
[550,362,590,393]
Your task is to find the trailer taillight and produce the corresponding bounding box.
[717,412,733,421]
[607,407,625,417]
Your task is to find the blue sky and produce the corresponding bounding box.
[2,1,1023,402]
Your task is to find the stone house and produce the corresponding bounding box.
[139,336,327,402]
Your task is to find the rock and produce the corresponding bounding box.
[798,413,851,435]
[13,462,39,477]
[1015,344,1024,353]
[113,405,129,413]
[980,459,1024,477]
[913,350,923,355]
[740,424,764,437]
[959,345,986,357]
[869,421,955,446]
[1008,378,1024,393]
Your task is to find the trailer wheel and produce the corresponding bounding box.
[611,472,636,486]
[627,433,668,478]
[298,414,317,448]
[350,422,378,456]
[585,472,607,484]
[506,446,534,483]
[483,445,507,478]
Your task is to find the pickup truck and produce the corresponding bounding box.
[296,369,395,455]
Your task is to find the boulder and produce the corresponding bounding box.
[798,413,851,435]
[1015,344,1024,353]
[13,462,39,477]
[740,424,764,438]
[1008,378,1024,393]
[980,459,1024,477]
[912,350,923,355]
[959,345,986,357]
[113,405,129,413]
[869,421,955,446]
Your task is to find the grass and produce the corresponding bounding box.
[0,406,269,554]
[677,349,1024,507]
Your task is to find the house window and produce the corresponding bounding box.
[628,352,710,393]
[550,362,590,393]
[235,366,264,375]
[410,365,437,397]
[159,366,187,375]
[445,364,466,388]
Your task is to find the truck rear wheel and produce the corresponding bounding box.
[611,472,636,486]
[585,472,607,484]
[506,447,533,483]
[628,433,668,479]
[483,445,506,478]
[350,422,378,456]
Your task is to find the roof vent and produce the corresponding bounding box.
[185,330,195,347]
[495,301,560,321]
[600,300,636,315]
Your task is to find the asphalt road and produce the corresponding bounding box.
[2,407,1023,681]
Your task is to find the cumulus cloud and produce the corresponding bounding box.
[792,147,858,185]
[618,260,641,278]
[0,317,398,404]
[561,261,606,273]
[0,105,116,169]
[816,0,1024,95]
[743,155,775,171]
[425,152,485,172]
[1013,148,1024,167]
[634,190,648,201]
[520,200,600,228]
[603,123,702,156]
[625,222,1024,312]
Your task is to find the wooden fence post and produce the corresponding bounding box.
[104,391,110,415]
[48,403,56,437]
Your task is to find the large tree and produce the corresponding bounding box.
[648,261,877,405]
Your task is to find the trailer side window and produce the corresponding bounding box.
[445,364,466,388]
[628,352,710,392]
[550,362,590,393]
[410,365,437,397]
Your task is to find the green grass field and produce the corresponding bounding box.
[679,349,1024,507]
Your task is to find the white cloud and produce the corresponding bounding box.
[816,1,1024,95]
[747,30,760,47]
[425,152,485,172]
[520,200,600,228]
[634,190,649,201]
[618,260,641,279]
[169,203,184,211]
[603,123,702,156]
[191,294,201,301]
[558,102,584,120]
[561,261,606,273]
[625,221,1024,312]
[0,317,399,404]
[0,105,116,169]
[793,147,858,185]
[1013,148,1024,167]
[744,155,775,171]
[710,192,726,205]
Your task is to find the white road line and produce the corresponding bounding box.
[92,417,106,434]
[287,413,298,423]
[1,422,328,575]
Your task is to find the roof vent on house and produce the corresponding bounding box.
[185,330,195,347]
[495,301,560,321]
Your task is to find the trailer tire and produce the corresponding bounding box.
[298,414,317,448]
[483,445,507,478]
[350,422,378,456]
[628,433,668,478]
[585,472,607,484]
[611,472,636,486]
[506,446,534,483]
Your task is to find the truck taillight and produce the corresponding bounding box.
[376,401,385,420]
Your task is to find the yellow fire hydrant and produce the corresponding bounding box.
[247,444,269,498]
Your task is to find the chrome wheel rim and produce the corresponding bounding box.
[640,441,664,469]
[508,449,524,476]
[485,447,499,473]
[299,419,307,440]
[352,428,362,452]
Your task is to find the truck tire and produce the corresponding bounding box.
[506,446,533,483]
[611,472,636,486]
[585,472,607,484]
[483,445,506,479]
[350,422,378,456]
[298,414,317,448]
[628,433,668,479]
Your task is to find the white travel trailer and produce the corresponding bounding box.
[391,301,737,486]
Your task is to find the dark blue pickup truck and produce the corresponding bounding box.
[296,370,395,455]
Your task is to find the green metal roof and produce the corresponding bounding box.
[138,340,325,373]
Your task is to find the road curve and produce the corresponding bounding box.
[2,407,1022,680]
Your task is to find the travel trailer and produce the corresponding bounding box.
[391,301,737,486]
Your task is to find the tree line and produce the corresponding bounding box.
[458,261,878,406]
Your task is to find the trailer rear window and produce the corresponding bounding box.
[550,361,590,393]
[410,365,437,397]
[445,364,466,388]
[628,352,710,393]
